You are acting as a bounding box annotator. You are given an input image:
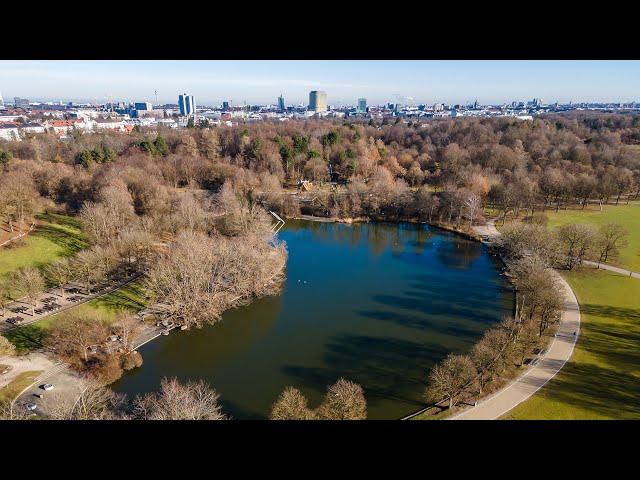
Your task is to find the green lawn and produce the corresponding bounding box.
[504,268,640,420]
[4,280,147,354]
[543,202,640,272]
[0,370,43,404]
[0,212,87,280]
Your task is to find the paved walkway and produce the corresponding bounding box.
[583,260,640,279]
[450,220,581,420]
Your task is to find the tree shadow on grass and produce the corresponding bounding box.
[91,283,147,312]
[524,302,640,419]
[530,361,640,419]
[4,325,46,354]
[32,224,87,257]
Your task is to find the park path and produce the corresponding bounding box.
[582,260,640,279]
[450,220,581,420]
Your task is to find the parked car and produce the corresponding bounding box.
[33,393,44,399]
[26,403,37,411]
[40,384,55,391]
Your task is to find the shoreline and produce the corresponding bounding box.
[10,215,519,419]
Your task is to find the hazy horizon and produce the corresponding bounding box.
[1,60,639,106]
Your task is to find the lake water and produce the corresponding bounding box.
[113,220,513,419]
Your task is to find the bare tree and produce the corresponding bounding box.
[112,313,142,353]
[145,231,286,328]
[132,377,227,420]
[316,378,367,420]
[426,354,477,410]
[557,224,597,270]
[270,386,316,420]
[44,258,73,300]
[596,223,629,264]
[0,281,12,316]
[0,170,39,232]
[464,191,481,229]
[11,267,44,316]
[45,311,109,364]
[46,381,126,420]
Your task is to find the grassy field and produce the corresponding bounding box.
[4,280,147,354]
[0,212,87,280]
[543,201,640,272]
[504,268,640,420]
[0,370,43,404]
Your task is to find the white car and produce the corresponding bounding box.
[26,403,37,411]
[41,384,55,391]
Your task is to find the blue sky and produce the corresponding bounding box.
[1,60,638,106]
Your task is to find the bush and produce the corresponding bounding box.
[121,351,143,370]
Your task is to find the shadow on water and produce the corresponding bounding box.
[282,334,445,412]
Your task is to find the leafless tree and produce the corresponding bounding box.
[11,267,44,316]
[596,223,629,264]
[0,170,39,232]
[112,313,142,353]
[426,354,477,410]
[270,386,316,420]
[464,191,481,229]
[145,230,287,328]
[0,281,12,316]
[45,381,126,420]
[132,377,227,420]
[45,311,109,364]
[557,224,597,270]
[44,258,74,300]
[316,378,367,420]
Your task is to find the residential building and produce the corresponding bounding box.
[309,91,327,112]
[20,122,46,134]
[0,123,21,140]
[178,93,196,116]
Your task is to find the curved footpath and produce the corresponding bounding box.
[450,221,581,420]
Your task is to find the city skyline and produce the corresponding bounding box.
[1,60,639,106]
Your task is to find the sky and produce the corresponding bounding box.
[1,60,639,106]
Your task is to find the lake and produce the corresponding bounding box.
[113,220,513,419]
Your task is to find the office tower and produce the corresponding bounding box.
[223,101,230,110]
[309,91,327,112]
[0,91,4,108]
[357,98,367,113]
[178,93,196,116]
[135,102,153,111]
[14,97,30,109]
[278,94,285,111]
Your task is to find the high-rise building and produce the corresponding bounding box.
[14,97,30,109]
[309,91,327,112]
[0,91,4,108]
[278,94,285,111]
[135,102,153,111]
[178,93,196,116]
[357,98,367,113]
[222,101,230,110]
